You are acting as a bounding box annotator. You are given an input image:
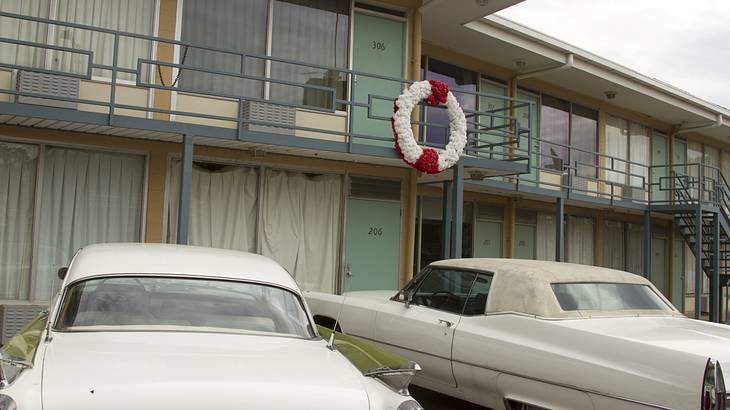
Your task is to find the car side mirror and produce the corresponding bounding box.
[404,290,414,309]
[57,267,68,280]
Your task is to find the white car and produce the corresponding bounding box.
[0,243,423,410]
[306,258,730,410]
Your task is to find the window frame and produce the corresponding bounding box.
[0,136,149,304]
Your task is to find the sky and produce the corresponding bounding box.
[496,0,730,109]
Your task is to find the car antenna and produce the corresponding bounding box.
[327,292,348,351]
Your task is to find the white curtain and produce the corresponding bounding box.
[605,115,628,184]
[567,216,594,265]
[536,212,556,261]
[53,0,155,80]
[0,142,38,300]
[35,147,145,302]
[626,223,644,275]
[0,0,49,69]
[167,162,258,253]
[261,169,342,293]
[602,220,625,270]
[687,142,703,199]
[629,123,650,188]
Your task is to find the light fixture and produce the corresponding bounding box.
[513,59,527,71]
[476,0,488,6]
[604,91,617,100]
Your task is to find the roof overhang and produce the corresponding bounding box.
[420,0,525,27]
[424,12,730,143]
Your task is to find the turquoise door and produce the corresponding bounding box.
[672,237,685,311]
[514,224,536,259]
[352,12,404,146]
[344,198,401,291]
[652,133,668,202]
[516,91,539,186]
[474,221,502,258]
[479,79,507,159]
[651,237,667,296]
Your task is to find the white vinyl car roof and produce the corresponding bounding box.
[430,258,680,318]
[64,243,300,292]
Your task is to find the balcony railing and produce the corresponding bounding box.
[0,11,533,173]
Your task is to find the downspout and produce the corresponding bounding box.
[677,113,724,134]
[514,53,574,81]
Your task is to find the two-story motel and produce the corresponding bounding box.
[0,0,729,341]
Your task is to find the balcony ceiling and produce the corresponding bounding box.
[420,0,525,27]
[423,13,730,144]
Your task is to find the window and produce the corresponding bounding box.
[605,114,653,188]
[52,0,156,81]
[539,95,569,171]
[422,58,478,146]
[0,141,146,302]
[570,105,598,178]
[56,276,314,338]
[629,123,650,188]
[462,274,492,316]
[410,268,477,314]
[0,0,50,69]
[552,282,669,311]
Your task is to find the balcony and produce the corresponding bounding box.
[0,11,533,178]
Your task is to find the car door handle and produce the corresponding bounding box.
[438,319,453,328]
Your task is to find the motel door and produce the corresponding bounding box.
[651,237,667,296]
[474,221,502,258]
[352,9,405,146]
[344,178,401,292]
[672,237,685,311]
[514,224,536,259]
[652,133,668,202]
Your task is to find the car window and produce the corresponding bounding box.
[462,274,493,316]
[55,276,315,338]
[411,269,476,314]
[551,282,671,311]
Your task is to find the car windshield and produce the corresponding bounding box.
[551,282,671,311]
[55,276,314,338]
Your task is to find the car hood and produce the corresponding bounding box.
[42,331,372,410]
[553,316,730,366]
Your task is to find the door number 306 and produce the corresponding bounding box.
[368,227,383,236]
[372,41,386,51]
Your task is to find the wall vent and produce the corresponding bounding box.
[242,101,295,135]
[349,177,401,201]
[0,304,47,344]
[15,71,79,109]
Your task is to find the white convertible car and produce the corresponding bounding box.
[306,258,730,410]
[0,243,422,410]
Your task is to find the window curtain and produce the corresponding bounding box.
[53,0,155,81]
[567,216,594,265]
[605,114,628,184]
[35,147,145,302]
[536,212,556,261]
[270,0,349,108]
[261,169,342,293]
[167,162,259,252]
[602,220,625,270]
[0,0,49,69]
[687,142,703,199]
[629,123,650,188]
[179,0,268,98]
[0,142,38,300]
[626,223,644,275]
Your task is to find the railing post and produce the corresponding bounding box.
[450,164,464,259]
[441,180,453,259]
[643,209,651,279]
[711,213,721,322]
[694,209,703,320]
[177,134,194,245]
[555,196,565,262]
[108,33,120,125]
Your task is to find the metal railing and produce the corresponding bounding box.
[0,11,533,168]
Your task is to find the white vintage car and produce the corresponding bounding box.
[306,258,730,410]
[0,243,423,410]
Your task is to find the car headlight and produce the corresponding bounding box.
[397,399,423,410]
[0,394,17,410]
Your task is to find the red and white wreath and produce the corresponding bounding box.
[392,79,467,174]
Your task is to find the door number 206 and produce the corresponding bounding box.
[368,227,383,236]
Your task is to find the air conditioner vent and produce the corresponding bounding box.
[242,101,295,135]
[15,71,79,109]
[0,304,47,344]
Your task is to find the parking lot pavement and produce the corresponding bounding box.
[409,385,489,410]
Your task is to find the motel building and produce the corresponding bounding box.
[0,0,729,342]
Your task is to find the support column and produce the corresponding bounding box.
[595,213,605,267]
[711,213,720,322]
[176,134,193,245]
[643,210,651,279]
[555,197,565,262]
[441,181,452,259]
[451,164,464,258]
[694,210,703,320]
[504,198,516,258]
[403,170,418,285]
